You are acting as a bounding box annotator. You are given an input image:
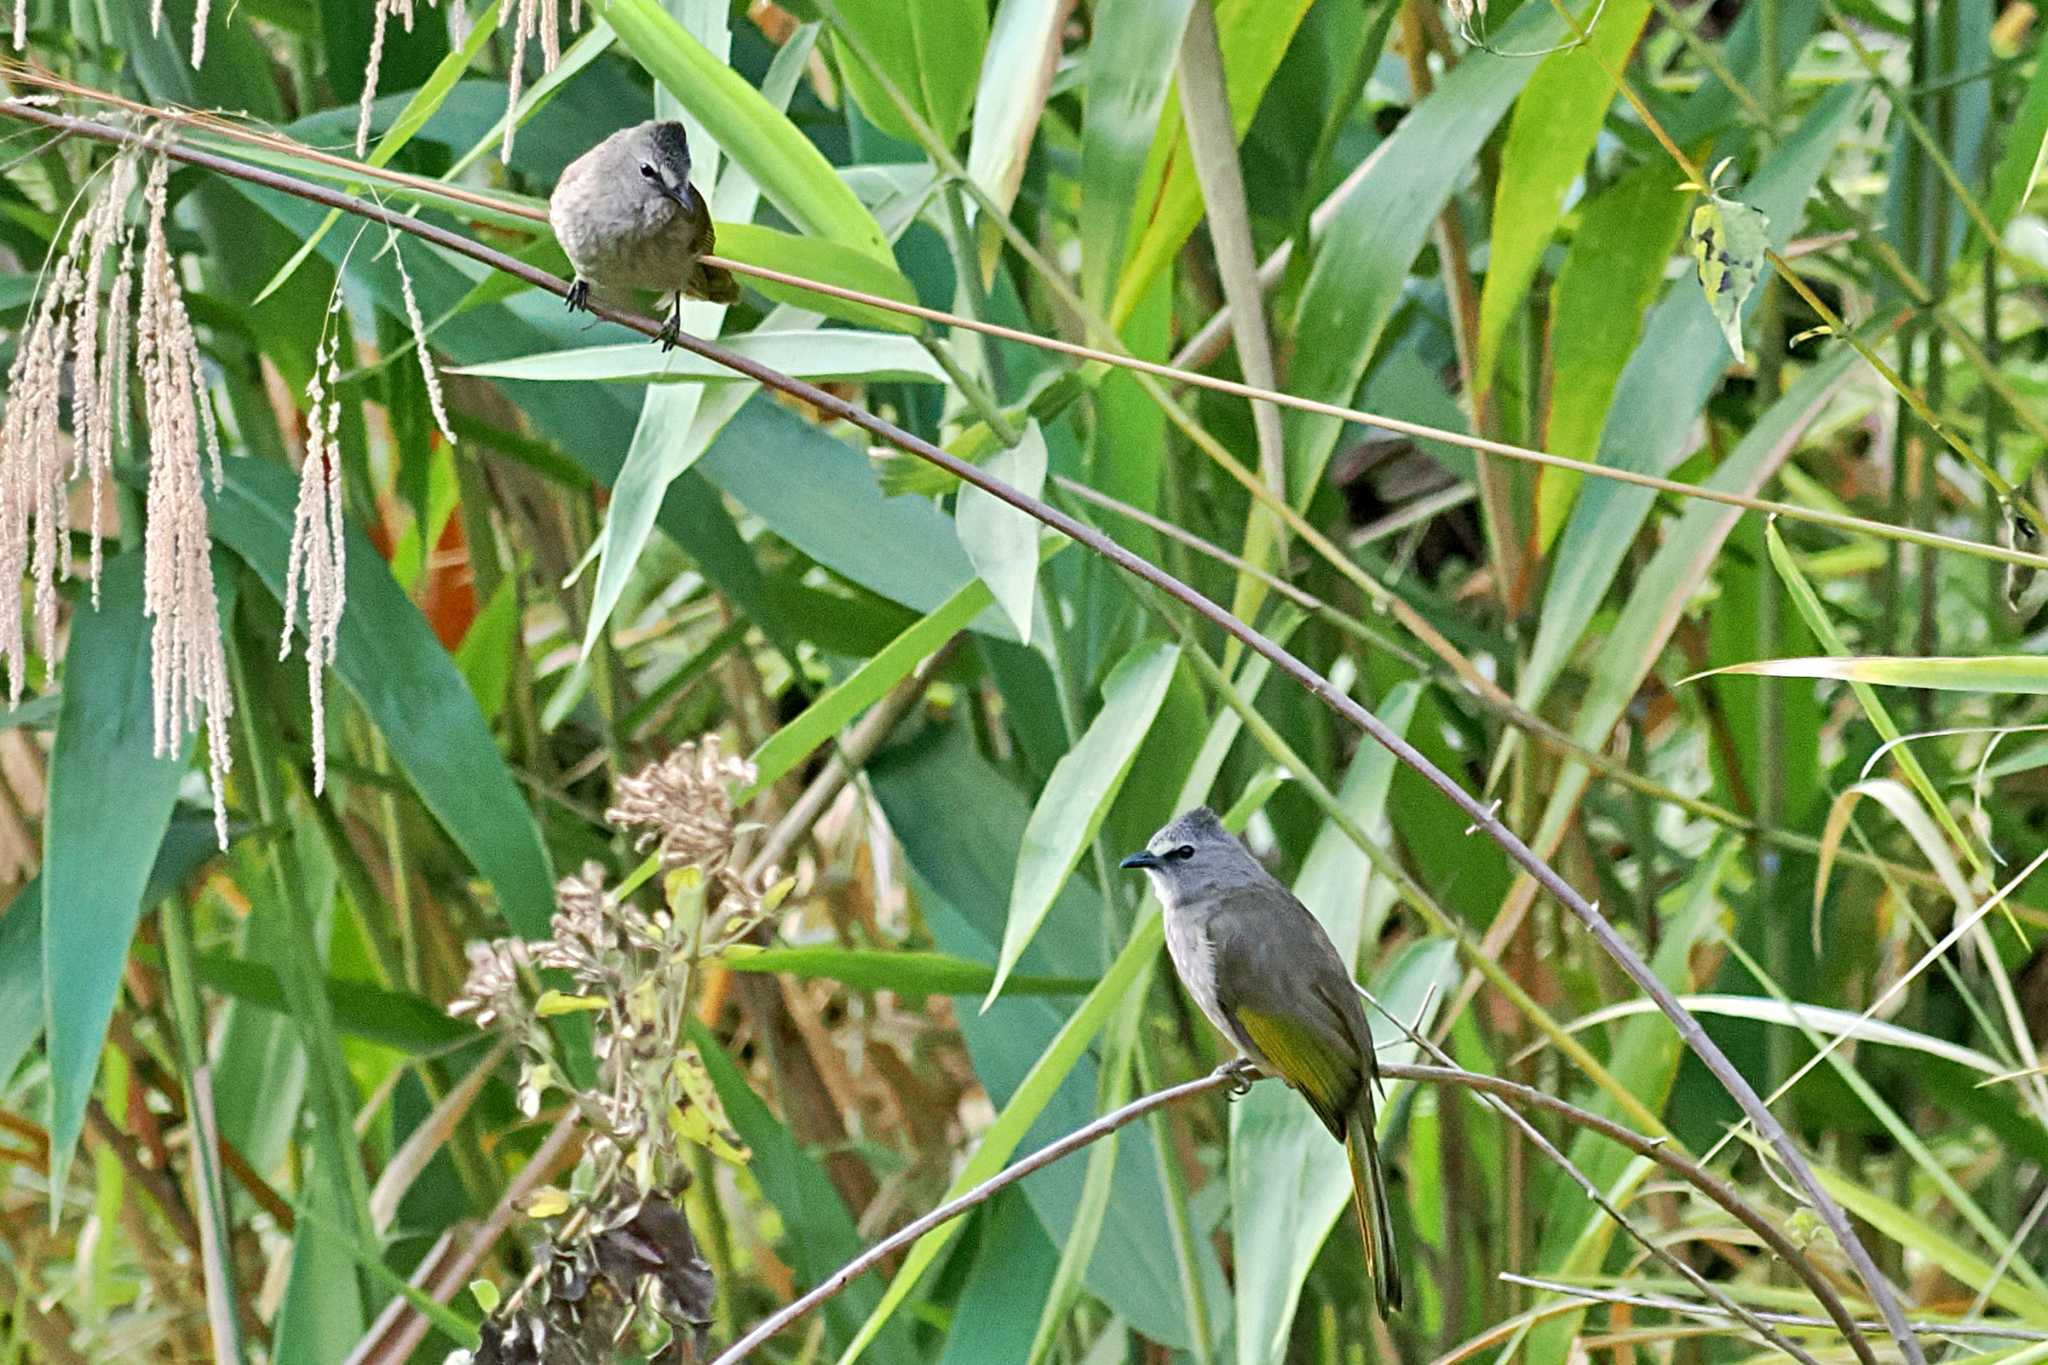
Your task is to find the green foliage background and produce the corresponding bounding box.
[1,0,2046,1360]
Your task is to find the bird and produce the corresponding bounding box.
[549,119,739,350]
[1121,806,1402,1315]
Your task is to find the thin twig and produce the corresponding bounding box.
[1498,1276,2048,1344]
[0,105,1914,1365]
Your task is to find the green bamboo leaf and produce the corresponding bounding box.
[174,950,476,1053]
[723,946,1090,996]
[1688,180,1771,361]
[44,553,236,1196]
[453,575,520,725]
[957,421,1048,642]
[835,911,1165,1364]
[1689,653,2048,693]
[1987,36,2048,231]
[830,0,989,146]
[1537,158,1694,548]
[602,0,889,259]
[208,458,556,935]
[0,878,40,1088]
[446,331,947,384]
[1111,0,1317,326]
[1283,0,1566,506]
[1511,340,1859,853]
[715,221,923,333]
[691,1023,907,1357]
[965,0,1065,225]
[745,573,993,801]
[986,640,1181,1008]
[1078,0,1195,311]
[1474,0,1652,391]
[699,396,996,624]
[1514,84,1861,724]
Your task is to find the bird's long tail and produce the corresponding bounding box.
[1345,1105,1403,1315]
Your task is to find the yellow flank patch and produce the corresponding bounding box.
[1236,1006,1353,1132]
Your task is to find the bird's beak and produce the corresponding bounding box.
[1119,850,1161,870]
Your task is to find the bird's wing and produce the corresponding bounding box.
[1208,884,1376,1137]
[1234,1005,1352,1140]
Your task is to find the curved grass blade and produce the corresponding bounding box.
[985,640,1181,1007]
[1691,653,2048,693]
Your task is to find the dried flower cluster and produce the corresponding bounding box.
[450,739,791,1362]
[280,317,347,795]
[136,149,235,849]
[360,0,582,161]
[605,734,756,874]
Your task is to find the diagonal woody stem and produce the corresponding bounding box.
[0,102,1919,1365]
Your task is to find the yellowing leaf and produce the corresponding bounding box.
[671,1046,750,1164]
[534,990,607,1016]
[523,1186,571,1218]
[1688,189,1769,361]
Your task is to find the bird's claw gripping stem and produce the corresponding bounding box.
[564,278,590,313]
[1218,1057,1259,1098]
[656,300,683,351]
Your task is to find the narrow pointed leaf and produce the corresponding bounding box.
[986,641,1180,1006]
[44,553,235,1195]
[957,421,1048,642]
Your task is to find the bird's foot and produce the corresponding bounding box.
[565,278,591,313]
[1217,1057,1259,1099]
[655,302,683,351]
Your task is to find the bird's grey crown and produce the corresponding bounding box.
[1153,805,1227,849]
[646,121,693,174]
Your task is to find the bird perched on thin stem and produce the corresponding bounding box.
[550,120,738,349]
[1122,807,1403,1316]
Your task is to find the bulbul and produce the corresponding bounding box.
[1122,806,1402,1315]
[549,119,739,350]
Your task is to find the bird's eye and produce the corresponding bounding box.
[1171,845,1195,861]
[639,161,659,180]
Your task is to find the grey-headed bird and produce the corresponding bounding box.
[549,120,738,349]
[1121,806,1402,1315]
